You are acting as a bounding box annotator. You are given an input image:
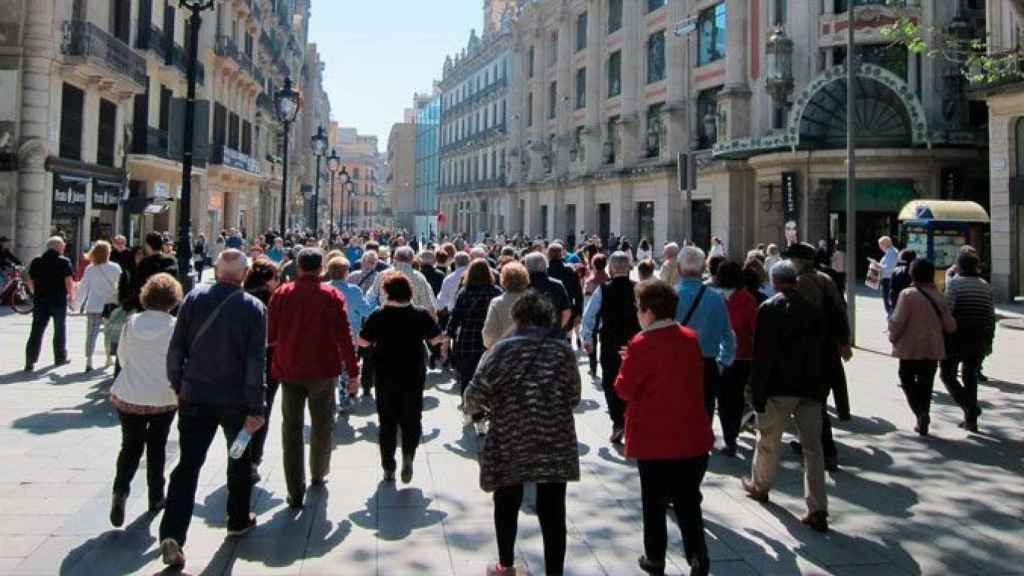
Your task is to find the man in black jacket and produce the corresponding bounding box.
[742,259,829,533]
[125,232,177,311]
[547,242,584,325]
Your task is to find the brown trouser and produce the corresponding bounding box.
[281,378,335,501]
[750,396,828,514]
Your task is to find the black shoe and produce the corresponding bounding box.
[609,426,624,445]
[54,358,70,367]
[959,419,979,433]
[825,455,839,472]
[286,494,304,509]
[978,372,989,382]
[148,498,166,514]
[689,554,711,576]
[837,412,852,422]
[914,415,930,437]
[24,364,34,373]
[718,445,738,458]
[383,468,396,482]
[110,492,127,527]
[401,457,414,484]
[637,555,665,575]
[227,515,257,537]
[789,440,803,455]
[311,477,326,487]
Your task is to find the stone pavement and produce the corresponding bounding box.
[0,292,1021,576]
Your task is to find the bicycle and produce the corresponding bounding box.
[0,265,34,314]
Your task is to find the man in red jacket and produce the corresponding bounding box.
[268,248,360,509]
[615,280,712,576]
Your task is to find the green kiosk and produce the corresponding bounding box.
[898,200,990,292]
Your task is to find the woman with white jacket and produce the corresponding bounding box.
[108,273,182,528]
[75,240,122,371]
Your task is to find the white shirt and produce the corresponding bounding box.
[368,262,438,314]
[437,266,467,312]
[75,262,122,314]
[111,311,178,408]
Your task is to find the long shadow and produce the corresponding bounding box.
[11,384,117,434]
[443,425,481,460]
[59,512,159,575]
[348,482,447,541]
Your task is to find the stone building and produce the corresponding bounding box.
[334,126,382,230]
[385,122,417,232]
[414,93,441,240]
[299,43,331,232]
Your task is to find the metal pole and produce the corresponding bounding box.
[280,122,290,234]
[846,5,857,344]
[329,172,335,240]
[313,154,321,233]
[177,8,202,291]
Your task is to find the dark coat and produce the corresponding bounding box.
[751,288,828,411]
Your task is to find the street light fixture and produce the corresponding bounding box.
[176,0,217,290]
[310,125,328,234]
[337,166,351,232]
[327,149,342,239]
[274,76,301,234]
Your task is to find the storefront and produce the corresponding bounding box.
[51,173,88,270]
[90,179,122,242]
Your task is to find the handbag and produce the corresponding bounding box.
[97,267,119,318]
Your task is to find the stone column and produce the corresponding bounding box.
[555,7,573,177]
[718,0,752,140]
[619,0,642,166]
[579,182,596,238]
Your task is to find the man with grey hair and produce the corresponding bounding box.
[160,248,267,566]
[368,246,437,316]
[418,250,444,296]
[24,236,75,371]
[547,242,584,328]
[658,242,681,287]
[743,259,830,533]
[438,251,472,313]
[525,251,572,331]
[348,250,383,292]
[581,251,640,443]
[674,246,735,420]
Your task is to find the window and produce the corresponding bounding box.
[59,83,84,160]
[696,88,721,149]
[111,0,130,44]
[228,112,239,150]
[548,31,558,66]
[608,51,622,97]
[605,116,619,164]
[242,120,252,155]
[833,44,908,80]
[833,0,886,12]
[773,0,786,25]
[646,103,663,157]
[608,0,623,33]
[576,12,588,52]
[213,103,227,148]
[548,81,558,119]
[576,67,587,110]
[159,86,172,131]
[648,0,666,12]
[698,3,727,66]
[647,31,666,83]
[96,99,117,167]
[527,92,533,127]
[528,45,535,78]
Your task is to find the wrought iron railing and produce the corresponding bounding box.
[62,19,147,88]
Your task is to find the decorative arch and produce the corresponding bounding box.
[787,63,929,150]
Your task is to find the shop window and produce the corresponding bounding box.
[97,99,117,167]
[59,83,84,161]
[647,31,666,83]
[698,3,726,66]
[608,51,622,97]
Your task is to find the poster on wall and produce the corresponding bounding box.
[782,171,799,246]
[52,174,88,217]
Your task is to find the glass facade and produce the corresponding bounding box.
[415,95,441,239]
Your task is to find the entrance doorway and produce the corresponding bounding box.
[691,200,711,250]
[829,179,916,278]
[636,201,654,246]
[597,203,610,246]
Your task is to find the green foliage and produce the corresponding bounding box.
[881,17,1023,84]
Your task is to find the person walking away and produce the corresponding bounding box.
[74,240,122,371]
[717,261,758,456]
[658,243,681,288]
[940,253,995,433]
[482,262,530,349]
[24,236,76,371]
[636,238,653,262]
[743,260,830,533]
[887,249,917,314]
[358,272,445,482]
[581,254,609,377]
[447,259,503,430]
[367,246,437,316]
[889,259,956,436]
[243,257,281,482]
[637,259,656,282]
[673,246,736,421]
[465,292,581,576]
[547,243,584,331]
[764,244,781,274]
[126,232,177,312]
[266,237,286,263]
[524,252,572,335]
[419,250,446,368]
[193,235,208,281]
[108,273,182,527]
[878,235,900,317]
[325,256,371,411]
[159,249,267,568]
[581,252,640,445]
[615,280,712,576]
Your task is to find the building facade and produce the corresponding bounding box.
[386,122,417,232]
[414,94,441,240]
[334,126,382,230]
[299,43,331,232]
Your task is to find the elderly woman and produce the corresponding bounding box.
[76,240,123,371]
[358,271,445,483]
[109,273,182,528]
[448,258,503,429]
[615,280,712,576]
[465,291,581,576]
[243,257,281,481]
[482,262,530,350]
[325,256,371,412]
[889,259,956,436]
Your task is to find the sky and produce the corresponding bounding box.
[308,0,481,151]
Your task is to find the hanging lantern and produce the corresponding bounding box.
[765,25,794,105]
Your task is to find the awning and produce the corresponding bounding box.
[898,200,990,223]
[143,203,170,215]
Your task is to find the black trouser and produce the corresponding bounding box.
[376,377,424,471]
[599,350,626,428]
[359,347,376,394]
[159,403,253,546]
[494,482,567,574]
[719,360,751,449]
[587,332,598,375]
[250,377,280,467]
[881,277,894,316]
[113,410,176,506]
[457,351,485,396]
[702,358,721,422]
[638,455,709,568]
[941,354,982,422]
[898,359,938,420]
[25,304,67,365]
[829,354,851,418]
[821,408,837,459]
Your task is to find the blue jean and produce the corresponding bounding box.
[25,304,67,365]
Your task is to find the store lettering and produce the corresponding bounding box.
[55,189,86,204]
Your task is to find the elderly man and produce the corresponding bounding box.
[24,236,76,371]
[743,260,830,533]
[524,251,572,332]
[547,242,584,326]
[348,250,384,293]
[674,246,735,421]
[419,250,445,296]
[269,248,360,508]
[878,235,900,317]
[438,251,471,313]
[582,251,640,444]
[658,242,681,287]
[367,246,437,316]
[160,249,267,568]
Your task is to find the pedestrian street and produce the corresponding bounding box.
[0,293,1022,576]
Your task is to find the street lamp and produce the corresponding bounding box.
[310,125,328,234]
[346,181,356,231]
[335,164,351,233]
[175,0,217,290]
[327,149,343,239]
[274,76,301,235]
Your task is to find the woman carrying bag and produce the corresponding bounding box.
[75,240,122,371]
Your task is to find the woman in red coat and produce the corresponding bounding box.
[717,260,758,456]
[614,280,712,576]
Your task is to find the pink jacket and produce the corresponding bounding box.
[889,285,957,360]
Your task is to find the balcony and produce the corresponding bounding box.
[130,126,208,168]
[216,35,261,86]
[62,19,147,90]
[137,25,206,85]
[210,144,262,176]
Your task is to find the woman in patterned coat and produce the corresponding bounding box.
[465,291,581,576]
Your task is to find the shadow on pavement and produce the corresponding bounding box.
[348,482,447,541]
[12,382,116,434]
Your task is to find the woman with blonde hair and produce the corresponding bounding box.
[75,240,123,371]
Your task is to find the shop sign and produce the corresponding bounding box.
[92,180,121,211]
[220,147,262,175]
[53,174,88,217]
[782,171,799,222]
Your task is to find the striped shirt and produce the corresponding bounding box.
[945,275,995,334]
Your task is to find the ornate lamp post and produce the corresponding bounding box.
[176,0,217,289]
[345,181,355,231]
[326,148,340,239]
[274,77,301,234]
[310,125,328,234]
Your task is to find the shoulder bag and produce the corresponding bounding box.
[681,284,708,327]
[188,289,243,355]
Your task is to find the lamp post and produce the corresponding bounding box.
[274,77,301,235]
[176,0,217,290]
[346,181,355,232]
[326,148,340,239]
[310,125,327,235]
[336,167,350,234]
[846,5,858,343]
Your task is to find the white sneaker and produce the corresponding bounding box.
[160,538,185,567]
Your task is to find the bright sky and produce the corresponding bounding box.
[308,0,481,151]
